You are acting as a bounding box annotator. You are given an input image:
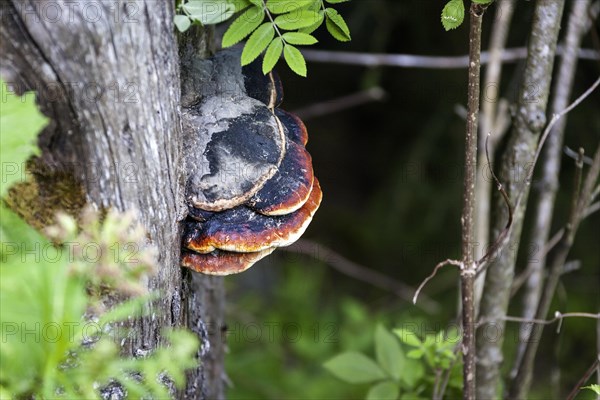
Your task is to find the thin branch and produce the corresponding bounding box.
[301,47,600,69]
[282,239,440,313]
[524,77,600,199]
[291,87,386,120]
[483,311,600,328]
[476,2,567,397]
[475,134,513,273]
[510,144,600,398]
[566,359,600,400]
[475,0,515,314]
[460,4,488,399]
[565,145,595,165]
[412,259,462,305]
[516,2,594,374]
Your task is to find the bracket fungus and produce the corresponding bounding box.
[180,50,321,275]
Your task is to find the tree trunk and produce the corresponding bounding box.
[0,1,224,398]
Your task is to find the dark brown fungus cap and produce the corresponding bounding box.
[247,137,314,216]
[274,109,309,146]
[242,60,284,109]
[181,248,276,275]
[184,178,322,254]
[187,105,286,211]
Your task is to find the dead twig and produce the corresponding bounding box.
[283,239,440,314]
[301,47,600,69]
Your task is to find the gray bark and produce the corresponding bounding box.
[0,1,224,398]
[475,1,565,398]
[513,0,591,379]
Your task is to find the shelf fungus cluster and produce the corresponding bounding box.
[180,50,321,275]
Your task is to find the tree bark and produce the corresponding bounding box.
[0,1,224,398]
[475,1,565,398]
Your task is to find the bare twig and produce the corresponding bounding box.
[565,146,595,165]
[475,0,515,314]
[460,4,489,399]
[476,2,567,397]
[566,359,600,400]
[510,145,600,398]
[479,311,600,330]
[516,0,594,378]
[475,134,513,274]
[283,239,440,313]
[291,87,386,120]
[301,47,600,69]
[413,259,462,305]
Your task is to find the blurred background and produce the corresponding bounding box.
[223,1,600,398]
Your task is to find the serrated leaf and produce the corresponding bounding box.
[441,0,464,31]
[0,80,47,197]
[325,8,351,41]
[174,15,192,32]
[274,10,322,30]
[262,37,283,74]
[366,381,399,400]
[222,6,264,47]
[228,0,252,12]
[375,325,404,381]
[282,32,317,45]
[283,44,307,77]
[241,22,275,65]
[266,0,315,14]
[393,328,422,347]
[183,0,235,25]
[298,10,324,34]
[323,352,386,384]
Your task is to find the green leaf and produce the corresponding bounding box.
[323,352,386,384]
[274,10,322,30]
[183,0,235,25]
[241,22,275,65]
[406,348,424,359]
[326,0,350,3]
[222,6,264,47]
[324,8,351,41]
[282,32,318,45]
[248,0,263,7]
[262,37,284,74]
[375,325,405,381]
[472,0,493,3]
[0,79,47,197]
[441,0,464,31]
[393,328,422,347]
[283,44,307,77]
[582,384,600,395]
[174,15,192,32]
[298,10,324,34]
[266,0,315,14]
[229,0,252,12]
[366,381,400,400]
[401,357,425,389]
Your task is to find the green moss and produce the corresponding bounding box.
[3,157,87,232]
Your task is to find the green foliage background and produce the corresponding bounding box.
[221,1,600,399]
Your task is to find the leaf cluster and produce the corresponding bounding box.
[175,0,352,76]
[323,325,463,399]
